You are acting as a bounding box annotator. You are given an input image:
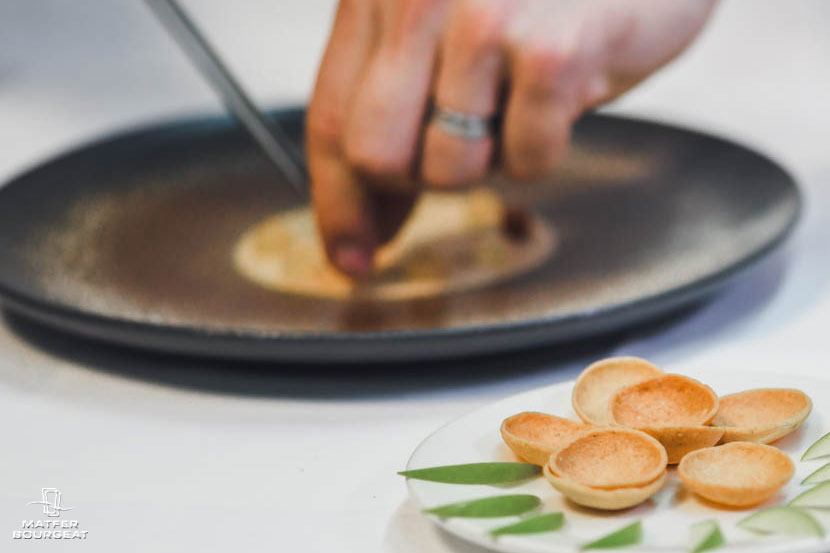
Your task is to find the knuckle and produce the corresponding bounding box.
[306,105,346,152]
[515,43,573,93]
[523,158,558,180]
[421,129,489,188]
[582,74,611,107]
[398,0,450,36]
[335,0,360,17]
[337,0,371,13]
[403,0,448,19]
[506,150,560,181]
[345,140,412,180]
[452,0,506,55]
[505,160,549,182]
[505,137,567,181]
[423,166,478,189]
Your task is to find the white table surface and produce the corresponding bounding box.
[0,1,828,551]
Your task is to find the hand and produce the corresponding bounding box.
[306,0,717,275]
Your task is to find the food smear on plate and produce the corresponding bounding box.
[233,188,556,300]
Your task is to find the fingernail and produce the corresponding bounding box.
[334,242,373,276]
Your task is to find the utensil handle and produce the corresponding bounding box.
[145,0,308,198]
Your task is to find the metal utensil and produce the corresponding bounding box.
[145,0,307,197]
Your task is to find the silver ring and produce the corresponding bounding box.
[431,107,495,140]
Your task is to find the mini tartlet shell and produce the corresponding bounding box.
[678,442,795,507]
[609,374,719,428]
[639,426,724,465]
[572,357,663,425]
[550,428,667,489]
[500,412,590,466]
[714,388,812,444]
[544,463,667,510]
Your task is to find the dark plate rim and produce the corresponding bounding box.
[0,108,802,344]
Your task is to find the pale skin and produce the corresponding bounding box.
[307,0,718,276]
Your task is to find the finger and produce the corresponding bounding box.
[307,0,378,275]
[344,0,450,189]
[502,44,580,181]
[421,0,506,188]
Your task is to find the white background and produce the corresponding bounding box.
[0,1,829,551]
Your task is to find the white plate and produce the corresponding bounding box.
[404,367,830,553]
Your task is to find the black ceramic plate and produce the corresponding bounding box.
[0,108,799,362]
